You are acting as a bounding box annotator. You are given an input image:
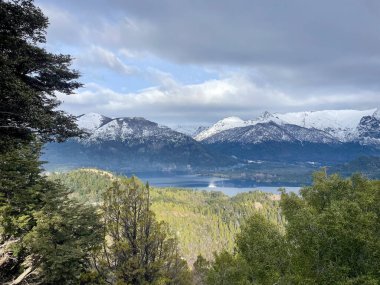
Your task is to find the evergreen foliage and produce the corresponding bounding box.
[281,172,380,284]
[235,214,288,285]
[92,177,191,285]
[0,1,103,283]
[50,169,284,265]
[0,144,102,284]
[206,173,380,285]
[0,0,82,148]
[206,251,250,285]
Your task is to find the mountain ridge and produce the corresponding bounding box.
[42,109,380,172]
[195,108,380,145]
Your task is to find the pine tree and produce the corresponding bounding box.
[93,177,191,284]
[0,0,82,149]
[0,143,102,284]
[0,1,102,283]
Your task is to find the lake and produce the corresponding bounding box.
[131,173,301,196]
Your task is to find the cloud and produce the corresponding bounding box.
[37,0,380,124]
[57,73,380,125]
[77,46,137,75]
[37,0,380,92]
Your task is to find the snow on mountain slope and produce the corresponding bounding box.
[276,109,377,141]
[47,113,235,170]
[77,113,112,132]
[75,109,379,146]
[277,109,375,130]
[81,116,188,144]
[196,109,378,143]
[356,113,380,145]
[203,121,338,144]
[195,117,252,141]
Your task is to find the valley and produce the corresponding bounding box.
[48,168,285,265]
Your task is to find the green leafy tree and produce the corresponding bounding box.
[206,251,250,285]
[0,1,103,283]
[281,172,380,284]
[206,172,380,285]
[235,213,288,285]
[22,181,102,284]
[94,177,191,284]
[0,0,82,149]
[192,255,210,285]
[0,141,44,241]
[0,143,102,284]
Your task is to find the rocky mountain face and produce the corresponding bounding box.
[77,114,190,145]
[43,109,380,172]
[43,114,234,171]
[202,121,338,144]
[196,109,380,145]
[357,111,380,142]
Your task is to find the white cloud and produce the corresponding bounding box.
[57,72,380,125]
[77,46,137,75]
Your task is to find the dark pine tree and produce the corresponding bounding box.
[0,0,82,150]
[0,1,102,284]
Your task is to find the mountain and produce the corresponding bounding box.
[196,109,380,164]
[43,110,380,174]
[43,113,234,172]
[78,114,189,144]
[202,121,338,144]
[196,108,380,144]
[76,112,112,132]
[356,111,380,144]
[195,116,253,141]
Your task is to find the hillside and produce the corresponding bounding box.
[329,156,380,179]
[49,169,284,265]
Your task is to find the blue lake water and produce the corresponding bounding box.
[132,173,301,196]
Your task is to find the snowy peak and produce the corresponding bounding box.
[255,111,285,125]
[77,113,111,132]
[258,111,274,120]
[195,116,248,141]
[195,108,379,144]
[356,110,380,142]
[76,114,189,144]
[275,109,377,141]
[203,121,338,144]
[277,109,376,130]
[194,112,284,142]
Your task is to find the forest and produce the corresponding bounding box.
[49,169,285,265]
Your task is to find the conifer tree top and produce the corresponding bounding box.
[0,0,82,146]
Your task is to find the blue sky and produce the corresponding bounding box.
[36,0,380,126]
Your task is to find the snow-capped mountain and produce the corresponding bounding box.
[43,113,234,171]
[203,121,338,144]
[195,109,380,144]
[77,114,188,145]
[43,111,380,172]
[77,113,112,132]
[195,117,254,141]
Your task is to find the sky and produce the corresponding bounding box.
[36,0,380,126]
